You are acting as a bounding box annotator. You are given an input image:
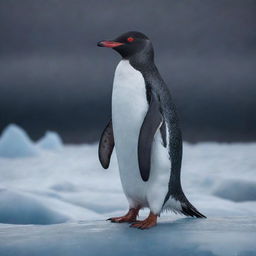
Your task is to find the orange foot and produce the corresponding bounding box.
[130,212,157,229]
[107,208,140,223]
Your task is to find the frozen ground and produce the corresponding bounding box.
[0,125,256,255]
[1,217,256,256]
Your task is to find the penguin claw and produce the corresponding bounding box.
[106,208,140,223]
[130,212,157,229]
[107,216,136,223]
[130,223,142,228]
[106,218,119,222]
[130,221,156,229]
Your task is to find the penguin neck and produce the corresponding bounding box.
[128,49,155,74]
[127,50,166,98]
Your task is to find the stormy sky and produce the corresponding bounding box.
[0,0,255,143]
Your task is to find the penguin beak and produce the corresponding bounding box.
[97,40,124,48]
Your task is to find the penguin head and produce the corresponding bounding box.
[97,31,153,59]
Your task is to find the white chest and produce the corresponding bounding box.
[112,60,148,132]
[111,60,172,213]
[112,60,147,112]
[111,60,148,203]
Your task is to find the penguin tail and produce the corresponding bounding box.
[180,199,206,218]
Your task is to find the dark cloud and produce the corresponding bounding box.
[0,0,255,142]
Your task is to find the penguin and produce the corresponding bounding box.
[97,31,206,229]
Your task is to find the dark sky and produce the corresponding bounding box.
[0,0,255,143]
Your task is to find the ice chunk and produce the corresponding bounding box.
[37,131,63,150]
[0,124,39,158]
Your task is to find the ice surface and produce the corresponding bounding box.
[37,131,63,150]
[0,124,39,158]
[0,126,256,255]
[0,218,256,256]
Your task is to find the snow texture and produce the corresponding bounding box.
[0,189,68,224]
[0,126,256,255]
[37,131,63,150]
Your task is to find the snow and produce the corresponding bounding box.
[214,179,256,202]
[0,189,68,225]
[37,131,63,150]
[0,126,256,255]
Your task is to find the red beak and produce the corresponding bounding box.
[97,40,124,48]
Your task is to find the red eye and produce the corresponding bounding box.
[127,37,134,42]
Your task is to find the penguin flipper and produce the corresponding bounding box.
[98,120,115,169]
[138,94,162,181]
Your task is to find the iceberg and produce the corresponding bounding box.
[37,131,63,150]
[0,124,39,158]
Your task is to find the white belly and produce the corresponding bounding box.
[112,60,171,214]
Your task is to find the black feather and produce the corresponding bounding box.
[181,201,206,218]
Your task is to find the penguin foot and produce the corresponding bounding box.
[130,212,157,229]
[107,208,140,223]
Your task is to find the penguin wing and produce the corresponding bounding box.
[138,94,162,181]
[98,120,115,169]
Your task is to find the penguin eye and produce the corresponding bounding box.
[127,37,135,43]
